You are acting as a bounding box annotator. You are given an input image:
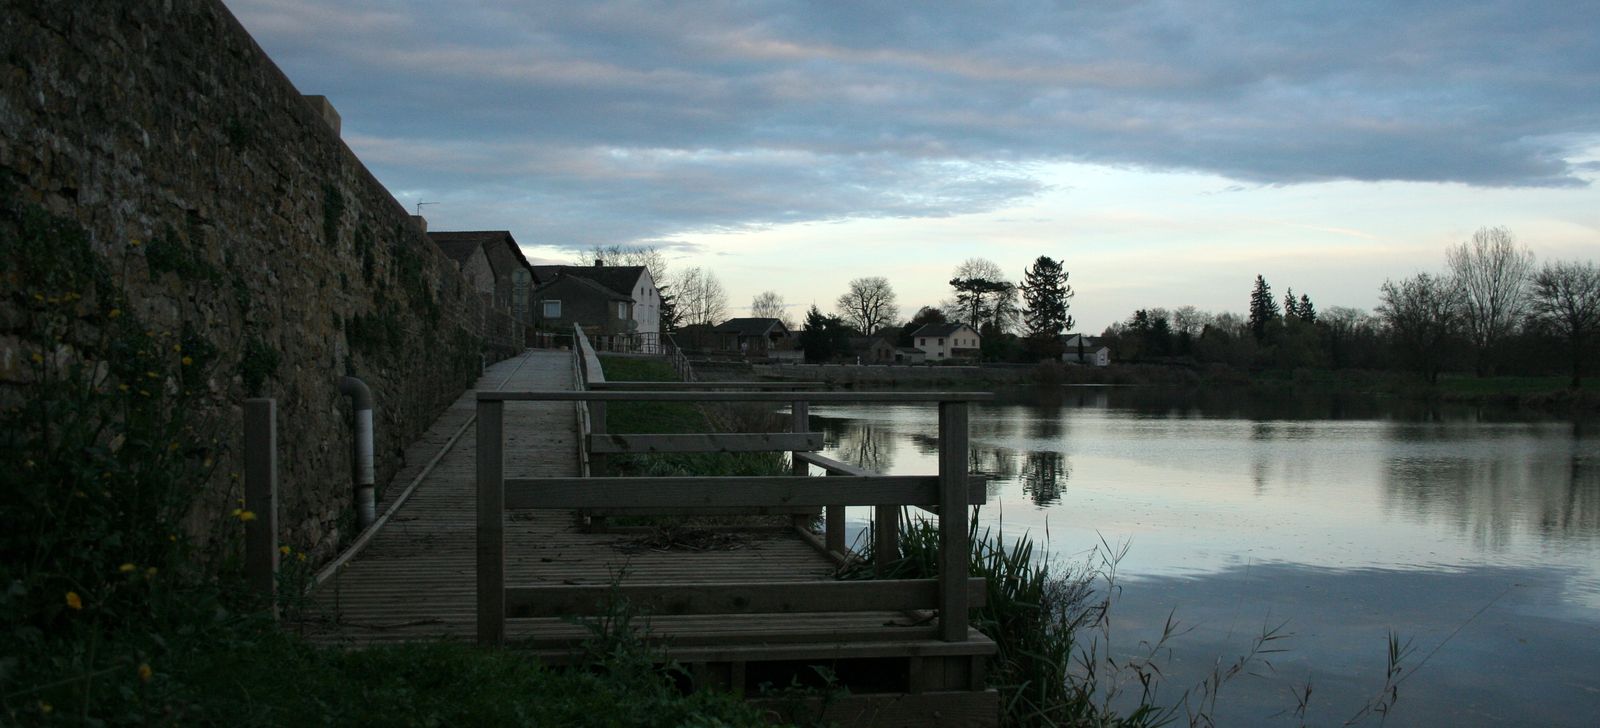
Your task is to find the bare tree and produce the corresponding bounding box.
[1376,273,1465,384]
[750,290,793,328]
[1171,306,1209,338]
[1528,260,1600,388]
[1446,227,1534,375]
[580,244,670,286]
[672,266,728,327]
[835,276,899,335]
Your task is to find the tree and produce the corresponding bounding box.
[750,290,792,328]
[581,244,669,287]
[1298,294,1316,324]
[945,258,1008,330]
[835,276,899,335]
[657,284,681,332]
[1284,288,1300,319]
[672,266,727,327]
[1377,273,1465,384]
[1248,275,1280,342]
[1019,256,1074,357]
[798,305,852,363]
[1446,226,1534,376]
[1528,260,1600,388]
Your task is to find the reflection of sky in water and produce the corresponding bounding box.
[811,390,1600,724]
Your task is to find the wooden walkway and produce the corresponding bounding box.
[302,349,998,723]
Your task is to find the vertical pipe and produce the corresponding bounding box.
[243,399,279,617]
[937,400,970,642]
[338,377,376,529]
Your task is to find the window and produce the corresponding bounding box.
[919,337,926,346]
[542,300,561,319]
[617,302,628,319]
[938,338,945,345]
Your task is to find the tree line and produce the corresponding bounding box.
[1101,227,1600,387]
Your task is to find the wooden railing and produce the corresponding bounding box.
[663,333,695,381]
[474,389,991,647]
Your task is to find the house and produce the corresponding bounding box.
[527,261,662,349]
[530,274,635,339]
[1062,334,1112,367]
[851,336,902,364]
[895,347,927,365]
[428,230,535,324]
[712,318,790,355]
[910,323,981,361]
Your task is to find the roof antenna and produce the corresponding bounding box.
[414,201,436,216]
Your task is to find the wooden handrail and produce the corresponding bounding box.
[480,390,992,402]
[475,386,981,647]
[506,578,988,618]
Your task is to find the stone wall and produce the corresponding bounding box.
[0,2,493,561]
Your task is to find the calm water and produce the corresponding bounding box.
[811,388,1600,726]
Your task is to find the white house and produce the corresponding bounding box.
[1062,334,1112,367]
[910,323,981,361]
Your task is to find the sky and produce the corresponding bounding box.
[228,0,1600,332]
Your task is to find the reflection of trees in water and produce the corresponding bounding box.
[831,421,898,474]
[1382,421,1600,548]
[1019,451,1071,505]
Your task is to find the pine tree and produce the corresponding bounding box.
[1284,288,1300,319]
[1248,275,1280,341]
[1298,293,1317,324]
[1019,256,1074,355]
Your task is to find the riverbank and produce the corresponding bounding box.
[737,360,1600,415]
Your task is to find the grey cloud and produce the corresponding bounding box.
[230,0,1600,245]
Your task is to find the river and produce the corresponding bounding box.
[809,387,1600,726]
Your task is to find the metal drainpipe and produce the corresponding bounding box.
[338,376,376,529]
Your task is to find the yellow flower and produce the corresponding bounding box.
[130,238,142,247]
[181,356,193,366]
[173,344,182,353]
[119,563,136,573]
[297,553,307,563]
[38,701,52,715]
[145,371,158,379]
[138,663,153,683]
[65,591,82,610]
[118,384,129,392]
[278,545,291,555]
[238,510,257,522]
[32,293,44,301]
[146,567,158,578]
[108,308,122,318]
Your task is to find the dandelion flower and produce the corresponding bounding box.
[182,356,193,366]
[130,239,142,247]
[146,567,158,578]
[65,591,82,610]
[279,545,291,555]
[109,308,122,318]
[238,510,257,522]
[38,702,52,715]
[119,563,136,573]
[297,553,307,562]
[138,663,152,683]
[145,371,158,379]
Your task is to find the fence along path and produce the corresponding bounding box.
[303,349,844,646]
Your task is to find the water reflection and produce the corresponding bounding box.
[1019,451,1069,505]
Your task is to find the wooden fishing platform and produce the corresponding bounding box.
[302,343,999,726]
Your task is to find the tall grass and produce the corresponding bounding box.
[853,511,1411,727]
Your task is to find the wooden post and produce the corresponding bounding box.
[243,399,279,618]
[476,398,505,646]
[937,400,969,642]
[873,503,898,577]
[791,399,813,531]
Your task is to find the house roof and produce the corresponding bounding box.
[529,264,650,294]
[428,230,534,273]
[911,323,976,338]
[533,273,632,302]
[713,318,788,337]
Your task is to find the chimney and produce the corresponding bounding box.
[411,215,427,233]
[594,259,603,267]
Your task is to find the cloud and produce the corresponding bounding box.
[228,0,1600,247]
